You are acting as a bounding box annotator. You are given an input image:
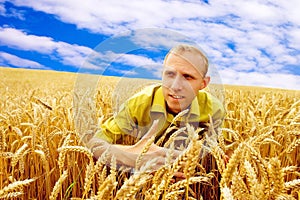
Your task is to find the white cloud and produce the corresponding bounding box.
[0,1,25,20]
[55,42,93,67]
[2,0,300,89]
[0,27,55,53]
[83,50,162,77]
[131,29,192,50]
[108,67,138,76]
[0,27,95,69]
[220,68,300,90]
[115,53,160,68]
[0,51,48,69]
[116,53,163,77]
[0,2,5,15]
[288,28,300,49]
[271,0,300,24]
[229,1,281,23]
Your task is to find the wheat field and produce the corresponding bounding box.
[0,67,299,200]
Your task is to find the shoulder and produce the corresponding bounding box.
[197,90,225,119]
[129,83,161,101]
[125,83,161,110]
[197,90,223,106]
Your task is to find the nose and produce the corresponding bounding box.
[170,75,183,91]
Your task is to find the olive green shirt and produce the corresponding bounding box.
[95,84,225,143]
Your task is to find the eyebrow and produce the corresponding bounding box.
[163,66,175,72]
[164,65,205,78]
[163,67,196,78]
[163,68,175,72]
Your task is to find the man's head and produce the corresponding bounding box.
[162,44,210,114]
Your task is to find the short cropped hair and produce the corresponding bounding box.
[163,44,209,77]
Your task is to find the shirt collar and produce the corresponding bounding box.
[189,96,200,121]
[151,86,166,114]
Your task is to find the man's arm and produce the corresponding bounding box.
[87,120,179,169]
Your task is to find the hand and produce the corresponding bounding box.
[87,120,182,169]
[125,120,182,169]
[86,137,111,159]
[171,172,186,183]
[114,120,167,169]
[87,138,139,166]
[122,119,161,153]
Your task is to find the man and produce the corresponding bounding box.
[87,44,225,169]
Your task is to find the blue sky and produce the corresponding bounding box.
[0,0,299,90]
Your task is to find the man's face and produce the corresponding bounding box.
[162,53,209,114]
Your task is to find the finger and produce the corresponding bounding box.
[173,149,184,158]
[92,145,107,159]
[150,157,166,171]
[223,154,229,165]
[156,147,183,159]
[173,172,186,179]
[81,130,94,144]
[86,137,108,149]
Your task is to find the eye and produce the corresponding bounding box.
[164,70,176,77]
[183,74,194,80]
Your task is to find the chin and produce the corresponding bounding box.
[168,104,187,114]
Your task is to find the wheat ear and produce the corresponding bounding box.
[49,170,68,200]
[0,179,35,199]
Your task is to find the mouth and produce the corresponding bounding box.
[169,94,184,100]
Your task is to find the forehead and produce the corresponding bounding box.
[164,53,203,77]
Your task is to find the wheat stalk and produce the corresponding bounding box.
[49,170,68,200]
[0,179,35,199]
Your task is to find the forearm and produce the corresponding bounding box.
[88,120,180,169]
[89,138,170,170]
[89,138,137,167]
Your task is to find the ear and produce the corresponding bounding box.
[200,76,210,90]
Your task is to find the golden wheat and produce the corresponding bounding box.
[0,67,299,199]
